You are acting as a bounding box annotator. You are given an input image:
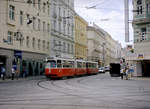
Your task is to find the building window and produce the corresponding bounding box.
[58,41,61,51]
[33,17,36,30]
[33,0,35,7]
[48,5,50,15]
[43,21,45,32]
[43,2,46,13]
[38,19,40,31]
[47,41,49,49]
[53,4,56,15]
[59,22,61,33]
[9,5,15,20]
[19,34,23,46]
[137,0,142,5]
[141,28,146,40]
[38,39,40,49]
[53,20,56,31]
[32,38,35,48]
[26,36,29,48]
[47,23,50,32]
[67,43,70,53]
[137,0,142,15]
[38,0,41,9]
[71,44,73,54]
[146,4,150,14]
[8,31,13,43]
[43,40,45,50]
[20,11,23,25]
[53,39,56,48]
[63,42,66,52]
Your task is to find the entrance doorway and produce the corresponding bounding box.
[0,56,6,67]
[142,61,150,77]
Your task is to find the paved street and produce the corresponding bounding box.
[0,73,150,109]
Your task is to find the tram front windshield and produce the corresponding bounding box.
[46,60,56,68]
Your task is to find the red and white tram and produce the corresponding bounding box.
[45,57,98,78]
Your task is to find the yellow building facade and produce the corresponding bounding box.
[75,14,88,60]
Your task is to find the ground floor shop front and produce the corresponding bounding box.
[136,60,150,77]
[0,48,46,78]
[127,59,150,77]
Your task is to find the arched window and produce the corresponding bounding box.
[137,0,142,5]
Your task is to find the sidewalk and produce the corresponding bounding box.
[0,75,46,82]
[131,77,150,81]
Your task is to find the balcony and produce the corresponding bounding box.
[134,36,150,43]
[133,14,150,25]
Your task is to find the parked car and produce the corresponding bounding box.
[105,66,110,71]
[99,67,105,73]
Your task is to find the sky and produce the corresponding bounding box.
[74,0,133,47]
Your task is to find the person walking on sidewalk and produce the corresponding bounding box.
[1,66,6,80]
[11,67,15,80]
[120,69,124,80]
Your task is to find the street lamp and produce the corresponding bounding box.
[102,42,105,67]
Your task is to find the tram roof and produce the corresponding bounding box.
[46,57,75,61]
[46,57,97,64]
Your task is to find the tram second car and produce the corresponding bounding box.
[45,57,98,78]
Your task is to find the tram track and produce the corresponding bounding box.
[35,75,148,109]
[36,76,99,99]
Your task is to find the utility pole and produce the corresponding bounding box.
[124,0,129,42]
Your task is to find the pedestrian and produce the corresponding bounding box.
[11,67,15,80]
[1,66,6,80]
[23,66,27,78]
[120,69,124,80]
[16,70,19,80]
[125,67,129,80]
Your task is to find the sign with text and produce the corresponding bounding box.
[137,54,144,59]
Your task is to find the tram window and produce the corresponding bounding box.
[48,60,56,68]
[89,63,92,68]
[91,63,94,68]
[62,60,69,68]
[93,63,96,68]
[77,62,82,68]
[45,63,50,68]
[83,62,86,68]
[57,60,62,68]
[69,61,74,68]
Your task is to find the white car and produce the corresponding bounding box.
[99,67,105,73]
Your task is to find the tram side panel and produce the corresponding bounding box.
[75,61,87,76]
[86,62,98,75]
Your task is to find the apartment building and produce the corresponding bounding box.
[132,0,150,77]
[75,14,88,60]
[87,23,122,67]
[50,0,75,59]
[0,0,51,77]
[87,23,106,66]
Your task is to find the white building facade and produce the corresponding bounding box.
[50,0,75,59]
[0,0,51,77]
[131,0,150,77]
[87,23,122,67]
[87,24,106,66]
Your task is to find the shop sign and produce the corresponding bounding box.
[14,50,22,59]
[137,54,144,59]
